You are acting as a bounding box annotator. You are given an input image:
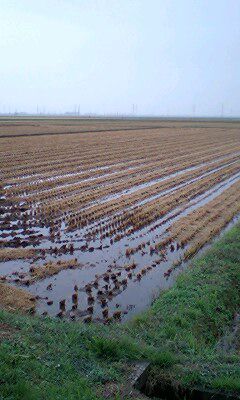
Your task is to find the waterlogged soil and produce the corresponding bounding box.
[1,119,240,323]
[1,173,239,323]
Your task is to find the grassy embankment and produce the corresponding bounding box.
[0,223,240,399]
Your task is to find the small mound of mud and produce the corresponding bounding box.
[0,282,35,314]
[0,247,37,262]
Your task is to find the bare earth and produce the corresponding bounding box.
[0,118,239,321]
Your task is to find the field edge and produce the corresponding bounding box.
[0,222,240,399]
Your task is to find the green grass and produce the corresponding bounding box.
[0,223,240,399]
[125,223,240,395]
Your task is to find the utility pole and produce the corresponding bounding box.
[221,103,224,117]
[192,104,196,116]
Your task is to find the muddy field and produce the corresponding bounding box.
[0,118,240,323]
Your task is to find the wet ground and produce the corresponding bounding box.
[1,158,240,323]
[1,118,240,323]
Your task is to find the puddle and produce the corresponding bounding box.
[1,194,239,323]
[1,150,240,324]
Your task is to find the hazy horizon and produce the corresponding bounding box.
[0,0,239,117]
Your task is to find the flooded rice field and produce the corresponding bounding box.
[1,118,240,323]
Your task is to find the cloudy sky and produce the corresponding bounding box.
[0,0,239,116]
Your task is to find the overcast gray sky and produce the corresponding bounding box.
[0,0,239,116]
